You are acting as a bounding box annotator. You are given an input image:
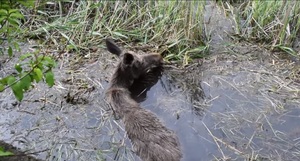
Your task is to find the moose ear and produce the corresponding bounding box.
[123,53,134,65]
[106,38,122,56]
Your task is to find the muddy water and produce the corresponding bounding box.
[1,2,300,161]
[145,54,300,161]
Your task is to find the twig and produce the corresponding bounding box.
[2,53,48,91]
[202,122,226,159]
[2,63,38,91]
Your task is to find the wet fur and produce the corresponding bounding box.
[105,39,182,161]
[130,65,163,102]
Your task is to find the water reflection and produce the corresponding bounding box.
[130,66,300,161]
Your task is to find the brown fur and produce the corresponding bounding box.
[105,39,182,161]
[130,65,163,102]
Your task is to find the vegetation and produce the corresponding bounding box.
[25,1,209,64]
[0,0,56,102]
[3,0,298,102]
[1,1,209,101]
[1,1,299,100]
[0,146,13,156]
[221,0,300,56]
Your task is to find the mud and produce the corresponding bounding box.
[1,1,300,161]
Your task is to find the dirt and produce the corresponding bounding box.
[1,1,300,161]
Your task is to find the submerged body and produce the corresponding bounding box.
[105,39,182,161]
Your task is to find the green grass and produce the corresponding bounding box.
[21,1,209,65]
[222,0,300,56]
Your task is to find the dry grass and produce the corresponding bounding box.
[220,0,300,57]
[21,1,209,65]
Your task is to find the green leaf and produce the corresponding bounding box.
[0,17,6,23]
[18,0,35,8]
[0,147,13,156]
[10,12,24,19]
[8,46,13,57]
[7,76,16,85]
[20,74,31,90]
[45,71,55,87]
[37,63,44,70]
[42,56,56,67]
[15,63,22,73]
[7,17,20,27]
[0,76,12,85]
[8,9,19,14]
[0,83,4,92]
[0,9,8,16]
[20,53,33,60]
[6,76,24,100]
[11,82,23,101]
[33,68,43,82]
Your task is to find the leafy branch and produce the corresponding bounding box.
[0,1,56,101]
[0,52,56,101]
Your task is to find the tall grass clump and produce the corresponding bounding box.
[224,0,300,56]
[23,1,208,65]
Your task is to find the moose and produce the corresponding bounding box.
[105,39,182,161]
